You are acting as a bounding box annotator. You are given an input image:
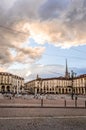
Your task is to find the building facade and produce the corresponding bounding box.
[25,61,86,95]
[25,74,86,95]
[0,72,24,94]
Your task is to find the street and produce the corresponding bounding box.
[0,95,86,130]
[0,116,86,130]
[0,107,86,130]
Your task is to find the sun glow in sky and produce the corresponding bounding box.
[0,0,86,81]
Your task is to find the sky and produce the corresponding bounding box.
[0,0,86,81]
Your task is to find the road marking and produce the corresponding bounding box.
[0,116,86,120]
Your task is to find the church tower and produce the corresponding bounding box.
[65,59,70,78]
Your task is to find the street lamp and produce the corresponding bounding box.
[40,78,43,94]
[71,70,75,100]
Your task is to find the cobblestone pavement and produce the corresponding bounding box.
[0,107,86,130]
[0,117,86,130]
[0,108,86,117]
[0,95,86,130]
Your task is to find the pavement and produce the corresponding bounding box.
[0,107,86,117]
[0,97,86,108]
[0,108,86,130]
[0,94,86,130]
[0,117,86,130]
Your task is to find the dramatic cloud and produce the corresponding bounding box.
[4,0,85,48]
[0,0,45,66]
[37,0,86,47]
[39,0,71,20]
[15,46,45,63]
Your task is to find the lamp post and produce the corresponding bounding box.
[40,78,43,94]
[71,70,74,100]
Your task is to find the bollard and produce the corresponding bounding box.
[64,100,66,107]
[85,101,86,108]
[75,97,77,108]
[41,98,43,107]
